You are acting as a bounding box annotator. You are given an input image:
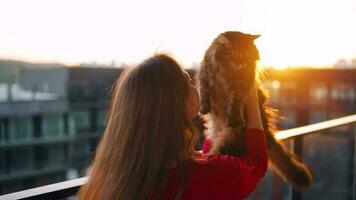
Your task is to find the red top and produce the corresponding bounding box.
[152,128,268,200]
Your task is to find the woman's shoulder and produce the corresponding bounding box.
[187,154,243,187]
[183,153,252,199]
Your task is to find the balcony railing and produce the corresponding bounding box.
[1,114,356,200]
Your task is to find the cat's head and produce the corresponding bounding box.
[207,31,260,69]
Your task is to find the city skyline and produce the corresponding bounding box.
[0,0,355,69]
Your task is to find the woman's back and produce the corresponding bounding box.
[78,54,267,200]
[152,128,267,200]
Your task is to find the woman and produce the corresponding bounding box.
[78,54,267,200]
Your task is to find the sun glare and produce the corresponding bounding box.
[0,0,355,67]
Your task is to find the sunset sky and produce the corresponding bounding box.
[0,0,355,68]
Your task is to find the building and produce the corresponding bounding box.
[0,66,122,194]
[265,68,356,128]
[251,68,356,200]
[1,65,356,198]
[0,82,71,194]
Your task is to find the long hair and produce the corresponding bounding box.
[78,54,198,200]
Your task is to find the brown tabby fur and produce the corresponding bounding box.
[197,31,314,190]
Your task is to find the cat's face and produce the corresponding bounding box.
[213,31,260,69]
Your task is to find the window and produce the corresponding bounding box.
[278,109,297,129]
[310,82,328,104]
[64,115,77,137]
[71,111,90,132]
[0,150,7,176]
[0,118,9,143]
[42,114,65,138]
[34,145,66,168]
[47,145,66,167]
[34,146,46,169]
[309,111,327,124]
[71,141,91,168]
[8,147,33,173]
[8,117,32,142]
[331,83,354,101]
[266,80,281,105]
[32,116,42,138]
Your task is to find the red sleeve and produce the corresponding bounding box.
[202,137,212,154]
[203,128,268,161]
[203,128,268,199]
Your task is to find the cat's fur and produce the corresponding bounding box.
[197,31,314,190]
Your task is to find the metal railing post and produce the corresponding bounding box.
[350,123,356,200]
[289,136,303,200]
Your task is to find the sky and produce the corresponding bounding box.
[0,0,355,68]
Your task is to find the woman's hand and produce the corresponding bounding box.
[246,83,263,130]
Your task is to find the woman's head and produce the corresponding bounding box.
[78,54,200,200]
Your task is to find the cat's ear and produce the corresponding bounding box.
[251,34,261,40]
[216,35,230,44]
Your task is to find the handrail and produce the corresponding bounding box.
[275,114,356,140]
[0,114,355,200]
[0,177,88,200]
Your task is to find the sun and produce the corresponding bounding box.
[272,65,289,70]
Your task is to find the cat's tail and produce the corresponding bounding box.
[267,138,314,190]
[257,86,314,190]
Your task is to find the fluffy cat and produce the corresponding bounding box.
[197,31,314,190]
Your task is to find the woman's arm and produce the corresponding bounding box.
[246,82,263,130]
[242,81,268,179]
[205,84,268,198]
[244,81,267,163]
